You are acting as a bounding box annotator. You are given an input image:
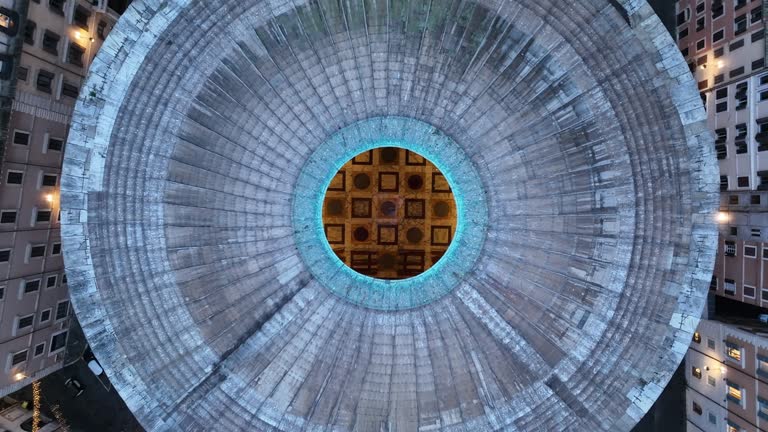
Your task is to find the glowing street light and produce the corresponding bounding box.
[716,211,730,223]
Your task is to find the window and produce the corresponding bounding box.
[754,59,766,70]
[36,70,53,93]
[97,20,107,40]
[754,29,765,42]
[757,355,768,377]
[73,6,90,30]
[735,83,748,111]
[51,243,60,256]
[713,29,724,42]
[16,65,27,82]
[715,73,725,85]
[717,88,728,99]
[715,46,725,58]
[716,101,728,112]
[0,210,16,224]
[48,0,64,16]
[35,209,51,223]
[731,66,746,78]
[726,342,743,362]
[727,421,742,432]
[744,285,756,298]
[715,128,727,159]
[735,0,747,10]
[41,174,57,187]
[41,30,59,55]
[725,278,737,295]
[67,43,84,67]
[6,171,22,184]
[33,343,44,358]
[696,2,705,15]
[45,275,56,288]
[39,309,50,323]
[752,228,761,237]
[677,8,690,26]
[10,350,26,366]
[28,245,45,259]
[752,6,763,23]
[759,397,768,420]
[16,315,33,332]
[763,288,768,302]
[754,195,763,205]
[708,375,717,386]
[697,55,707,66]
[713,0,724,19]
[725,242,737,256]
[679,28,689,39]
[711,275,718,290]
[738,176,749,187]
[696,38,706,51]
[55,300,68,320]
[692,366,702,379]
[47,137,63,152]
[729,195,739,205]
[692,401,702,415]
[22,19,34,45]
[0,249,9,263]
[22,279,39,294]
[12,130,29,146]
[61,273,67,284]
[745,245,757,257]
[696,17,705,31]
[730,38,745,51]
[693,332,701,343]
[735,14,748,35]
[61,82,78,99]
[708,412,717,425]
[727,380,743,404]
[50,330,67,353]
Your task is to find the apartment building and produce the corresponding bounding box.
[686,319,768,432]
[0,0,122,396]
[677,0,768,306]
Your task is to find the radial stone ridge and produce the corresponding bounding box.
[61,0,718,431]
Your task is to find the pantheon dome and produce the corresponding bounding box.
[60,0,719,430]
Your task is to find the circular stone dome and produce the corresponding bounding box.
[61,1,718,431]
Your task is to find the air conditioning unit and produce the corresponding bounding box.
[90,0,107,12]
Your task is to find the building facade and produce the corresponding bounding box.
[686,319,768,432]
[676,0,768,430]
[678,0,768,303]
[0,0,121,396]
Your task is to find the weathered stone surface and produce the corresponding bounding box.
[60,0,718,430]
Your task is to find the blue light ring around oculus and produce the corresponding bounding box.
[292,116,489,310]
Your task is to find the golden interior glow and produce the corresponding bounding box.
[716,211,730,223]
[728,384,742,401]
[322,148,457,280]
[45,194,53,203]
[727,346,742,361]
[13,372,26,381]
